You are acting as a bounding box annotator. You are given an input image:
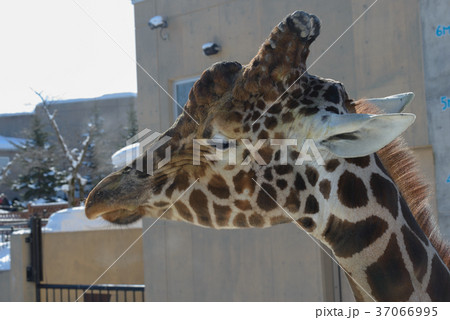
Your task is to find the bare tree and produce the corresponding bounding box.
[0,154,19,183]
[35,92,95,207]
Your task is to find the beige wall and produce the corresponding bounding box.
[0,230,144,302]
[133,0,434,301]
[0,271,11,302]
[135,0,429,148]
[41,230,144,285]
[142,219,349,301]
[9,233,35,302]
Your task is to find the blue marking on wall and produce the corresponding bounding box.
[441,96,449,111]
[436,25,450,37]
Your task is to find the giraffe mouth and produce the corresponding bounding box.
[85,170,148,225]
[85,201,145,225]
[101,209,144,225]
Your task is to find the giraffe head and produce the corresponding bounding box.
[85,11,415,230]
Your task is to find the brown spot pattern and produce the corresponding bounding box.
[274,165,293,175]
[270,215,291,225]
[154,201,169,207]
[370,173,399,219]
[284,188,300,213]
[297,217,316,232]
[400,197,429,245]
[189,189,212,227]
[426,255,450,301]
[233,213,249,228]
[294,173,307,191]
[323,85,340,104]
[213,203,232,226]
[263,168,273,181]
[325,159,340,172]
[304,195,319,214]
[345,156,370,168]
[249,213,265,227]
[366,234,414,301]
[322,215,388,258]
[264,116,278,130]
[337,171,368,208]
[259,146,274,164]
[174,202,193,223]
[233,170,255,195]
[256,182,278,211]
[319,179,331,199]
[235,200,252,211]
[305,166,319,186]
[207,174,230,199]
[401,226,427,283]
[165,171,190,198]
[276,179,288,190]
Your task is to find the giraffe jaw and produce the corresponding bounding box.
[85,169,149,224]
[85,205,144,225]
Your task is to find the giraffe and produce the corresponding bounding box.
[85,11,450,301]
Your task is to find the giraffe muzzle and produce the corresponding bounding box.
[85,170,147,224]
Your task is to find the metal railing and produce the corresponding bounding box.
[0,226,14,250]
[37,284,145,302]
[23,216,145,302]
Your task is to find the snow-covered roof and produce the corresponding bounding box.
[0,112,33,118]
[36,92,136,107]
[0,135,26,151]
[111,143,140,168]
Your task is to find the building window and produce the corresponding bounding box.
[0,156,10,170]
[173,76,199,120]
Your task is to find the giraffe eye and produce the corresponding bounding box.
[212,133,230,150]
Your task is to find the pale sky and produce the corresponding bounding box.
[0,0,137,114]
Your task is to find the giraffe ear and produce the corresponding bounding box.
[366,92,414,113]
[316,113,416,157]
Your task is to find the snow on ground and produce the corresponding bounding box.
[0,242,10,271]
[43,206,142,232]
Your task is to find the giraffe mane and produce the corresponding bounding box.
[354,100,450,268]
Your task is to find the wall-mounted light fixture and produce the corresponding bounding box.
[202,42,221,56]
[148,16,168,40]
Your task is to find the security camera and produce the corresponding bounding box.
[148,16,167,30]
[202,42,221,56]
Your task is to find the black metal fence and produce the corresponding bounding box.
[37,284,145,302]
[0,226,13,250]
[25,216,145,302]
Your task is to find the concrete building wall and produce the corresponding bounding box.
[0,93,137,200]
[35,93,136,153]
[0,113,33,139]
[0,93,136,155]
[419,0,450,240]
[142,219,349,301]
[0,270,11,302]
[133,0,440,301]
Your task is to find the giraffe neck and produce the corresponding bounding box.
[316,154,450,302]
[142,144,450,301]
